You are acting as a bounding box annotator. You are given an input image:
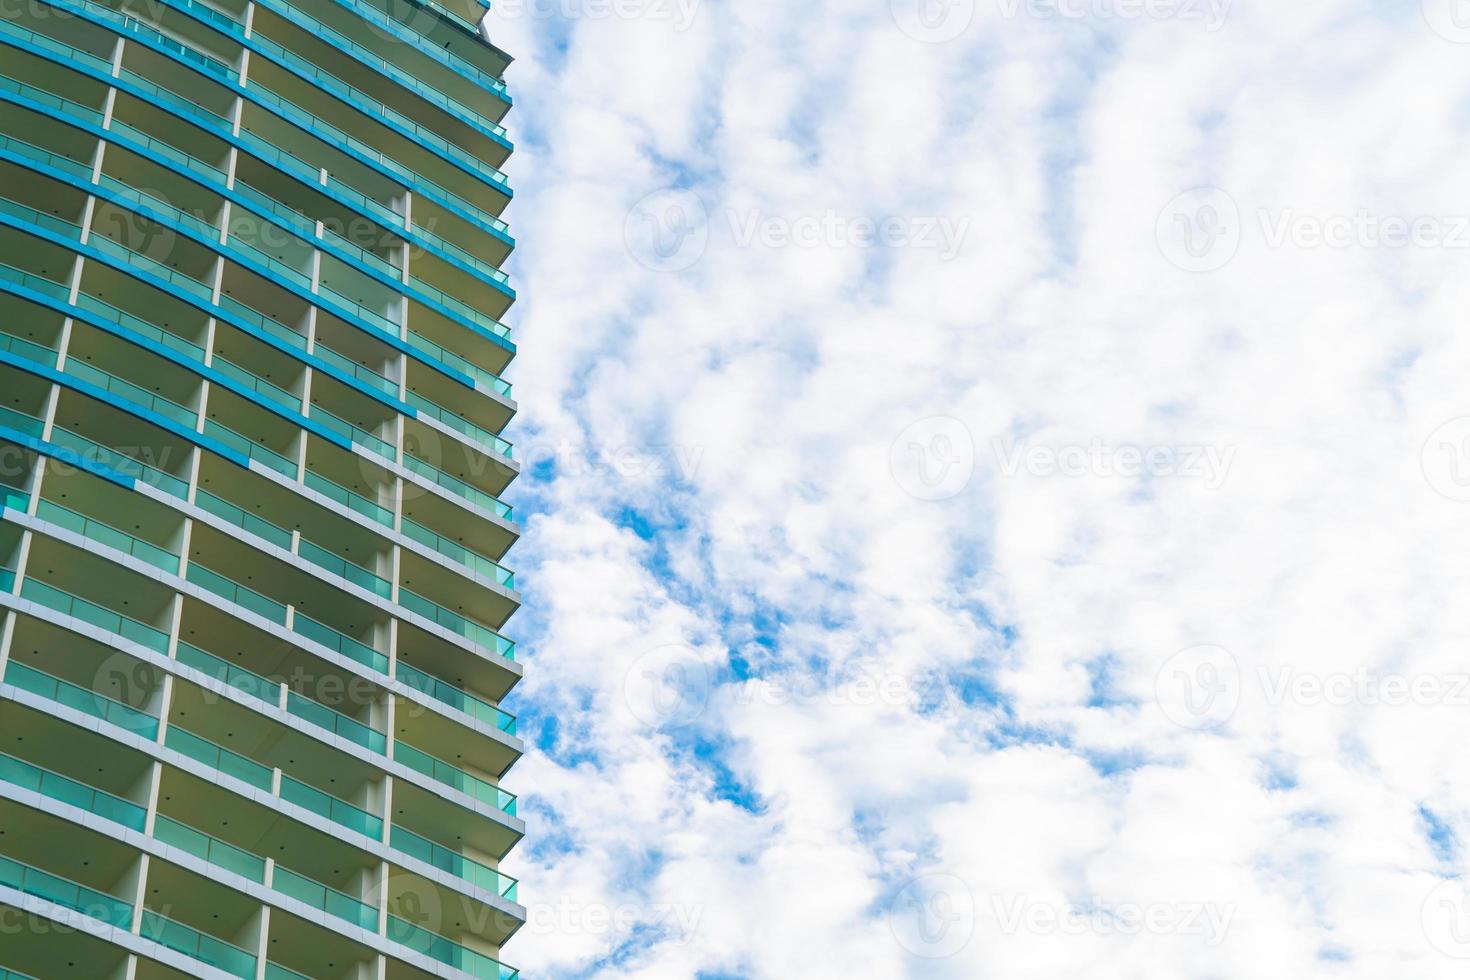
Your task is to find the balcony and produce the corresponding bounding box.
[0,853,133,928]
[0,751,147,831]
[397,662,515,735]
[19,577,171,655]
[3,661,160,739]
[386,915,517,980]
[394,742,515,816]
[389,825,517,903]
[139,910,257,980]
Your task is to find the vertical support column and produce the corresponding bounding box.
[246,905,270,980]
[0,609,17,675]
[142,760,163,835]
[127,852,150,934]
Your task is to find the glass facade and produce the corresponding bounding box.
[0,0,524,976]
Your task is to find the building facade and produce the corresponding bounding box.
[0,0,525,976]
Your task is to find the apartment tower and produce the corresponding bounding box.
[0,0,525,976]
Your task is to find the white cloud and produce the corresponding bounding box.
[488,0,1470,976]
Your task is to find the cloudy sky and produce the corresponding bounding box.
[478,0,1470,976]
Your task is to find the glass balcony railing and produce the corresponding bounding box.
[316,281,400,339]
[61,359,198,428]
[140,910,257,980]
[309,404,396,459]
[0,68,103,129]
[203,419,298,477]
[293,612,389,673]
[217,296,309,354]
[409,274,512,337]
[0,191,82,242]
[0,404,43,439]
[411,218,512,286]
[33,498,181,573]
[195,490,295,550]
[389,825,518,902]
[0,129,91,182]
[313,342,399,398]
[187,563,289,625]
[272,866,378,931]
[108,118,229,186]
[393,742,516,815]
[298,538,391,598]
[165,727,274,792]
[396,663,515,734]
[386,915,519,980]
[284,691,385,754]
[327,0,509,103]
[4,662,160,739]
[400,517,514,589]
[303,470,393,527]
[95,172,222,242]
[211,355,303,411]
[72,288,207,363]
[175,642,279,705]
[0,568,13,594]
[406,393,513,459]
[0,485,29,513]
[398,588,515,661]
[0,751,147,830]
[0,328,59,368]
[265,964,312,980]
[279,775,383,839]
[0,259,69,305]
[87,232,214,304]
[401,455,512,520]
[45,427,190,498]
[0,854,133,928]
[251,0,509,133]
[20,578,170,654]
[406,331,512,396]
[154,814,268,883]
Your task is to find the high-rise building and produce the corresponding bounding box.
[0,0,525,976]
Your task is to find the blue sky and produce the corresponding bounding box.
[481,1,1470,976]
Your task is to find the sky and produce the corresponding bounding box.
[477,0,1470,976]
